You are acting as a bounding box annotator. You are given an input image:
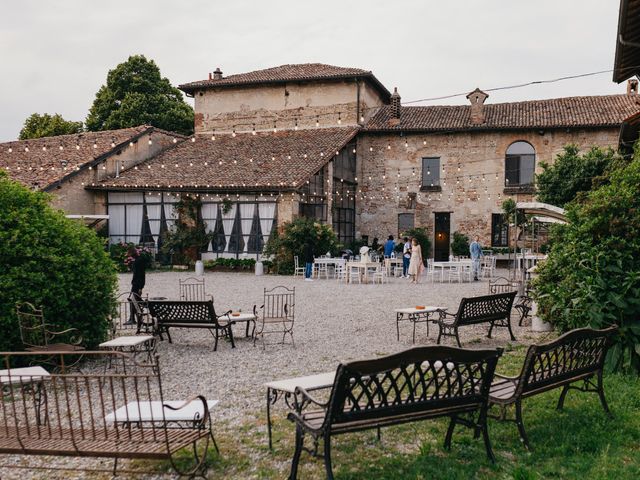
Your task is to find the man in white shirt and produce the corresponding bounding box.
[402,237,411,278]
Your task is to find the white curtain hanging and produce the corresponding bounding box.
[126,204,144,244]
[163,197,177,231]
[258,203,276,249]
[145,195,162,246]
[201,203,218,252]
[240,203,256,253]
[108,205,125,244]
[221,204,237,253]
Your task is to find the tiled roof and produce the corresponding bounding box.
[91,127,359,192]
[179,63,390,98]
[613,0,640,82]
[0,126,181,191]
[365,94,640,131]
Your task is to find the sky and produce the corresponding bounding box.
[0,0,626,142]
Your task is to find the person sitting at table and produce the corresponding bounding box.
[469,235,484,281]
[408,238,424,284]
[383,235,395,258]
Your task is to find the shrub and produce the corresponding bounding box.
[203,258,256,270]
[0,171,117,351]
[401,227,431,262]
[450,231,470,257]
[109,242,153,273]
[264,218,339,274]
[533,152,640,374]
[161,197,211,264]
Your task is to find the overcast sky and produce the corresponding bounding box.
[0,0,626,142]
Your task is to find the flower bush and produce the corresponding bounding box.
[0,171,117,351]
[533,152,640,373]
[109,242,153,273]
[264,217,339,274]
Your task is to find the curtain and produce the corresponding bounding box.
[163,197,177,231]
[258,203,276,249]
[145,195,162,246]
[108,205,125,244]
[126,204,144,244]
[201,202,218,252]
[240,203,256,253]
[221,204,237,253]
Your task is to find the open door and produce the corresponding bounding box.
[434,212,450,261]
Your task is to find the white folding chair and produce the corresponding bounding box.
[347,265,361,284]
[372,266,386,284]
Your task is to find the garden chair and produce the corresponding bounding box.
[16,302,84,353]
[179,277,213,301]
[482,256,497,278]
[314,262,329,280]
[334,263,346,282]
[253,286,295,348]
[371,265,386,284]
[293,256,305,277]
[347,265,361,284]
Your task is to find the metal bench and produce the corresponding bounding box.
[0,351,216,477]
[435,291,517,346]
[147,300,234,351]
[489,326,617,449]
[287,345,503,479]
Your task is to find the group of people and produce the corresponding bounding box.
[381,235,424,284]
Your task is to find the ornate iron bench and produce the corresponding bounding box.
[488,277,532,327]
[287,345,503,479]
[435,291,517,346]
[148,300,234,351]
[16,302,84,353]
[489,326,617,449]
[0,351,216,477]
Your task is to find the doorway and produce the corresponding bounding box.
[434,212,450,261]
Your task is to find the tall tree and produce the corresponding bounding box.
[19,113,83,140]
[536,145,621,207]
[86,55,194,136]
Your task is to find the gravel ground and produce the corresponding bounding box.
[2,269,545,479]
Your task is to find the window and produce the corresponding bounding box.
[299,165,327,222]
[332,142,357,244]
[505,141,535,186]
[491,213,509,247]
[398,213,414,235]
[421,157,440,187]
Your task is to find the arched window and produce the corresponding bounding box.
[505,141,535,186]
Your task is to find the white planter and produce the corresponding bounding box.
[530,300,553,332]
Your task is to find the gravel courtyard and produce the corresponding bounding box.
[122,270,541,429]
[3,269,546,479]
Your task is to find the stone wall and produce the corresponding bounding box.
[193,80,386,133]
[355,127,620,247]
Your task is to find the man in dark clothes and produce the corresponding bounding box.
[303,241,314,281]
[125,246,146,325]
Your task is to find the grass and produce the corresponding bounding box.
[156,347,640,479]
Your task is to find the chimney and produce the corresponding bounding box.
[627,79,638,95]
[466,88,489,125]
[213,67,223,80]
[390,87,401,119]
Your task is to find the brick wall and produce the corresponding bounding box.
[355,127,620,247]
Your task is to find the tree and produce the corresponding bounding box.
[19,113,83,140]
[533,147,640,374]
[536,145,620,207]
[450,231,469,257]
[0,171,117,351]
[86,55,194,136]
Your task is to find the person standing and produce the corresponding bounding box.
[383,235,395,257]
[303,240,314,282]
[126,246,146,325]
[402,237,411,278]
[408,238,424,284]
[470,235,483,281]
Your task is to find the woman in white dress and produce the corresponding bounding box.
[407,238,424,284]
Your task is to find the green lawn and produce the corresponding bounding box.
[161,346,640,479]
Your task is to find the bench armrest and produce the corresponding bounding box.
[291,386,329,413]
[163,395,210,423]
[46,326,83,346]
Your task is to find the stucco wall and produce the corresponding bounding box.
[355,127,620,248]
